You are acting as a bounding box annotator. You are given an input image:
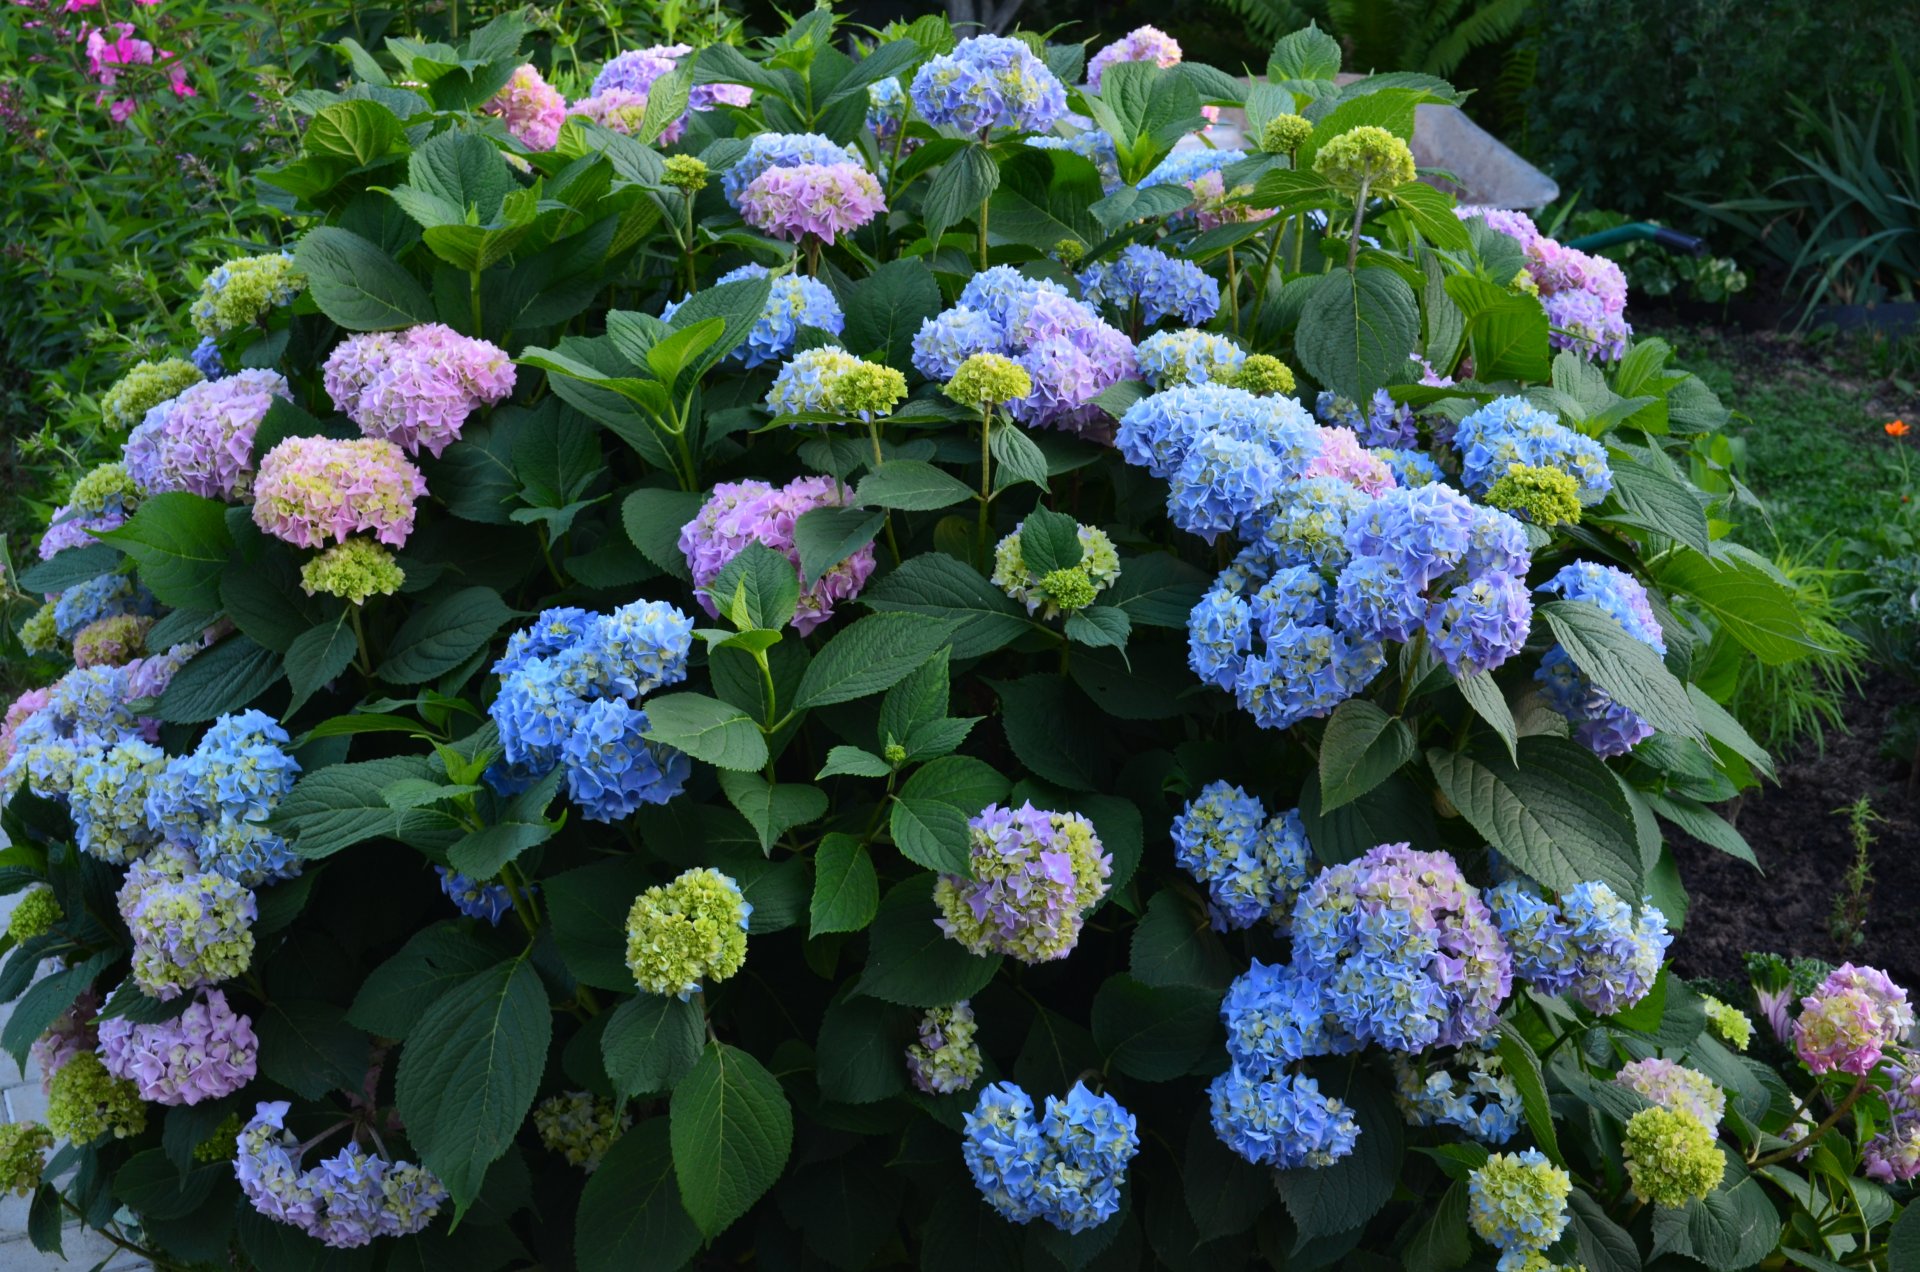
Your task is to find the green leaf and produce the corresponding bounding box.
[1273,1068,1401,1240]
[1402,1180,1471,1272]
[854,460,976,511]
[305,99,405,165]
[601,995,704,1098]
[716,769,827,853]
[1427,736,1641,897]
[404,129,514,221]
[1688,685,1774,781]
[640,693,769,771]
[922,143,999,248]
[256,999,370,1100]
[1495,1023,1562,1165]
[987,147,1102,253]
[222,549,328,654]
[395,957,550,1213]
[810,834,879,935]
[879,646,950,746]
[1294,267,1420,404]
[155,636,284,724]
[350,922,504,1040]
[1108,553,1209,627]
[862,553,1032,658]
[276,755,441,859]
[1455,669,1519,763]
[1018,507,1084,575]
[1540,599,1703,743]
[709,542,801,632]
[816,746,891,779]
[670,1042,794,1239]
[1317,699,1416,812]
[839,258,942,367]
[1129,890,1235,990]
[1090,975,1219,1081]
[794,612,954,709]
[18,544,120,595]
[376,586,513,684]
[1598,452,1712,554]
[989,422,1051,492]
[815,996,906,1105]
[1567,1188,1641,1272]
[1268,22,1342,80]
[575,1121,702,1272]
[995,674,1102,791]
[284,615,357,715]
[663,274,776,383]
[635,63,693,147]
[1388,180,1471,250]
[1063,606,1130,649]
[621,488,702,581]
[890,755,1010,874]
[793,507,883,586]
[857,875,1002,1007]
[295,226,436,331]
[1650,546,1819,666]
[1182,1114,1273,1241]
[447,820,553,877]
[97,491,232,611]
[1444,275,1552,383]
[546,857,649,992]
[2,951,112,1067]
[1650,1176,1779,1271]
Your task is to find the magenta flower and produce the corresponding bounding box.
[483,64,566,150]
[251,437,428,550]
[739,162,886,245]
[323,324,515,457]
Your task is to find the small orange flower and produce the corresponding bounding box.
[1888,420,1911,437]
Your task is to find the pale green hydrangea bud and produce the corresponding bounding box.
[189,252,306,338]
[101,361,203,431]
[1467,1148,1570,1262]
[65,462,142,516]
[663,155,710,193]
[0,1122,52,1197]
[1623,1106,1724,1207]
[193,1111,244,1163]
[1312,125,1417,192]
[943,353,1033,408]
[300,538,407,605]
[1260,114,1313,155]
[1228,354,1297,395]
[47,1052,147,1143]
[991,521,1121,619]
[624,867,752,998]
[1053,238,1087,265]
[7,886,62,942]
[1510,268,1540,297]
[1703,996,1753,1051]
[883,742,908,766]
[533,1091,632,1173]
[1486,464,1583,527]
[831,361,909,419]
[20,601,62,656]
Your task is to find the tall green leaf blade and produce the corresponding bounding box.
[669,1042,794,1239]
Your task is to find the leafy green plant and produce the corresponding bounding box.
[1827,796,1878,952]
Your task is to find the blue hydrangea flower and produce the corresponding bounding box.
[1255,476,1374,571]
[910,35,1068,135]
[1533,561,1664,755]
[436,866,514,925]
[957,265,1070,332]
[0,665,146,799]
[720,133,867,207]
[1135,329,1246,388]
[1140,147,1247,196]
[1115,383,1317,481]
[1079,245,1220,327]
[1454,395,1612,503]
[599,598,694,700]
[496,607,601,683]
[1489,880,1669,1015]
[144,709,302,887]
[662,263,845,369]
[1025,130,1122,192]
[1342,484,1478,588]
[1171,784,1314,930]
[910,307,1009,381]
[1168,432,1288,543]
[1333,554,1430,644]
[867,76,909,144]
[560,698,690,822]
[1392,1045,1523,1144]
[189,336,225,380]
[1424,571,1533,675]
[962,1081,1138,1234]
[1221,959,1338,1073]
[1375,447,1443,488]
[1208,1067,1360,1168]
[52,574,156,642]
[1315,388,1416,448]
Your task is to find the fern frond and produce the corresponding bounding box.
[1420,0,1529,76]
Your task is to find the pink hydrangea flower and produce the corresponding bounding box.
[251,437,428,550]
[566,88,650,135]
[97,988,258,1105]
[739,162,886,245]
[323,324,515,457]
[0,688,52,771]
[1795,963,1914,1076]
[483,64,566,150]
[1086,25,1182,90]
[590,44,752,144]
[678,476,876,635]
[1305,426,1398,495]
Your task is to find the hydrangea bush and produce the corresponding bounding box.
[1,11,1901,1271]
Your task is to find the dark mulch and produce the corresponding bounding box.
[1672,673,1920,988]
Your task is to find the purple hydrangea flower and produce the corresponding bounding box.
[121,369,290,501]
[910,36,1067,135]
[97,988,257,1105]
[678,476,876,636]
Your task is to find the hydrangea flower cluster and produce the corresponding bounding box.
[740,162,886,244]
[30,993,99,1093]
[97,988,258,1105]
[721,132,866,208]
[1459,207,1633,361]
[1136,329,1247,388]
[1314,125,1417,192]
[906,1002,984,1095]
[123,369,291,500]
[1210,960,1360,1167]
[1170,781,1312,930]
[69,737,169,863]
[301,539,406,604]
[765,346,905,420]
[1865,1063,1920,1183]
[1615,1058,1724,1127]
[39,462,142,559]
[680,476,876,634]
[189,252,304,338]
[1622,1105,1724,1206]
[482,64,566,149]
[1315,388,1417,449]
[1703,995,1754,1050]
[962,1082,1138,1233]
[236,1101,448,1248]
[47,1051,147,1143]
[73,613,152,668]
[1794,963,1914,1075]
[1,663,151,800]
[52,573,156,644]
[934,803,1112,963]
[623,867,752,998]
[564,87,648,134]
[990,519,1120,618]
[118,844,258,1000]
[592,43,751,144]
[251,436,428,550]
[190,336,225,379]
[1533,562,1665,757]
[101,358,202,432]
[1467,1149,1572,1271]
[1487,880,1671,1014]
[912,267,1135,437]
[943,351,1033,408]
[1454,396,1612,505]
[8,885,61,941]
[1079,245,1221,327]
[1085,25,1183,89]
[1391,1044,1522,1143]
[663,262,846,369]
[0,1122,51,1198]
[533,1091,631,1172]
[437,866,515,924]
[322,324,516,457]
[866,76,910,149]
[909,35,1067,135]
[488,599,694,820]
[144,709,302,885]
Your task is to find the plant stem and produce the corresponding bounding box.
[347,603,371,675]
[975,405,993,568]
[1752,1076,1869,1166]
[1225,246,1240,334]
[977,195,990,272]
[867,419,902,564]
[468,268,484,337]
[1346,177,1372,273]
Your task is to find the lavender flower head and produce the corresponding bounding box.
[934,802,1112,963]
[679,476,876,636]
[1086,25,1183,90]
[1614,1058,1725,1129]
[482,64,565,150]
[122,369,290,500]
[910,35,1068,135]
[97,987,257,1105]
[322,324,515,457]
[1795,963,1913,1076]
[1170,782,1313,930]
[39,462,140,560]
[906,1002,984,1095]
[593,44,751,144]
[740,162,886,244]
[721,132,865,208]
[236,1101,448,1248]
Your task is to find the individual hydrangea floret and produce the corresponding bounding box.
[1467,1149,1571,1270]
[741,162,886,244]
[236,1101,448,1248]
[322,324,516,457]
[1795,963,1914,1076]
[962,1081,1138,1234]
[1312,125,1417,192]
[680,476,876,635]
[1209,1067,1360,1168]
[0,1122,52,1198]
[1391,1045,1523,1144]
[990,520,1120,618]
[906,1002,984,1095]
[721,132,866,208]
[663,263,846,369]
[1086,25,1182,89]
[624,867,753,999]
[1292,843,1511,1051]
[533,1091,631,1173]
[39,462,142,559]
[97,988,257,1105]
[251,436,427,550]
[934,803,1112,964]
[437,867,514,925]
[189,252,304,338]
[482,64,566,149]
[301,538,406,605]
[122,369,290,500]
[144,709,301,886]
[101,358,202,431]
[910,35,1068,135]
[1487,880,1671,1014]
[7,886,61,941]
[118,844,257,1000]
[1615,1058,1724,1129]
[1079,245,1221,327]
[47,1051,147,1143]
[1136,329,1246,389]
[1171,783,1313,931]
[1703,996,1753,1051]
[943,351,1033,407]
[1623,1106,1724,1207]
